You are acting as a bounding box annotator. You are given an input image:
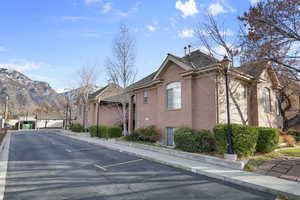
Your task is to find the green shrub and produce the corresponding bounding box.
[287,129,300,142]
[125,131,140,141]
[214,124,258,158]
[133,125,160,142]
[89,125,122,138]
[89,125,98,137]
[174,127,216,153]
[109,126,122,138]
[70,123,84,132]
[256,127,279,153]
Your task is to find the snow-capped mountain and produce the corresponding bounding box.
[0,68,66,116]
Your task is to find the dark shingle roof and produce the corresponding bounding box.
[126,50,218,91]
[236,60,269,78]
[102,92,129,104]
[182,50,218,68]
[88,85,109,99]
[126,71,157,91]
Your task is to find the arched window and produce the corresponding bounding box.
[166,82,181,110]
[263,87,271,112]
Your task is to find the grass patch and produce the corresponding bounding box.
[244,152,282,171]
[279,147,300,157]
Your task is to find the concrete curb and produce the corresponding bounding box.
[58,130,300,200]
[60,130,245,169]
[110,139,246,170]
[0,133,11,200]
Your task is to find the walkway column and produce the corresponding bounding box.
[184,75,193,128]
[128,95,134,134]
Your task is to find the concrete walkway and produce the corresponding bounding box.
[57,130,300,200]
[255,156,300,182]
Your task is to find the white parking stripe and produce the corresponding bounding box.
[103,159,143,168]
[65,149,72,153]
[93,164,107,171]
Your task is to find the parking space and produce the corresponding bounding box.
[4,131,275,200]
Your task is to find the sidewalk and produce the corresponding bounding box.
[58,130,300,200]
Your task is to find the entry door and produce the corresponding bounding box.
[166,127,175,146]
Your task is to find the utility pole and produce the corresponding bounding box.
[4,95,8,120]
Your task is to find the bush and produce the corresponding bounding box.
[89,125,122,138]
[70,124,84,132]
[174,127,216,153]
[287,129,300,142]
[214,124,258,158]
[135,125,160,142]
[109,126,122,138]
[125,131,140,141]
[283,135,296,147]
[256,127,279,153]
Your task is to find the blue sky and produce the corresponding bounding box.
[0,0,258,92]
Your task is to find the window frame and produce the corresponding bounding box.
[166,82,182,110]
[143,91,149,104]
[263,87,272,112]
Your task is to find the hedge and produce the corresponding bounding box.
[89,125,122,138]
[174,127,216,153]
[287,129,300,142]
[214,124,259,158]
[70,124,84,132]
[256,127,279,153]
[126,125,160,143]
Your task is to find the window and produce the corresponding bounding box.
[143,91,149,104]
[275,99,280,116]
[263,87,272,112]
[166,82,181,110]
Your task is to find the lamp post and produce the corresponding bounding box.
[220,56,235,159]
[96,101,100,137]
[4,95,9,120]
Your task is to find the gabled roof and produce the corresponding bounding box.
[102,92,129,104]
[127,50,218,91]
[88,85,110,99]
[236,60,270,78]
[88,83,122,101]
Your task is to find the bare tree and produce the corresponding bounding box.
[76,64,98,130]
[105,22,137,135]
[196,14,240,66]
[238,0,300,76]
[196,15,248,124]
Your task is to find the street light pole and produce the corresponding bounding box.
[96,102,100,137]
[220,56,234,156]
[224,67,234,154]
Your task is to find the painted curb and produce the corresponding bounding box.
[59,131,300,200]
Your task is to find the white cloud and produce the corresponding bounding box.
[208,2,226,16]
[146,25,157,32]
[61,16,93,22]
[249,0,259,5]
[102,2,112,13]
[85,0,101,5]
[0,60,41,72]
[179,29,194,38]
[175,0,198,17]
[81,33,100,38]
[114,2,141,17]
[0,46,7,52]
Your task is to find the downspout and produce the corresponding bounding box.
[216,73,219,124]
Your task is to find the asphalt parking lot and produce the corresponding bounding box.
[4,130,275,200]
